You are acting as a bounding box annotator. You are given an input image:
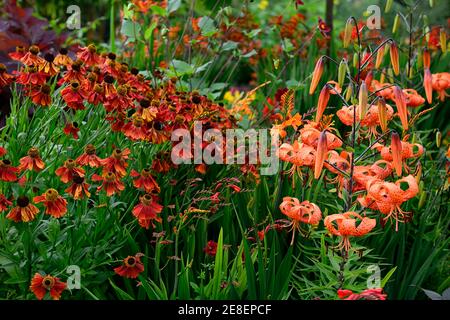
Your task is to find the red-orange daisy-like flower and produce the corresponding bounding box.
[30,273,66,300]
[63,122,80,139]
[65,174,91,200]
[33,189,68,218]
[29,84,52,107]
[318,17,331,38]
[61,81,86,110]
[204,240,218,257]
[92,172,125,196]
[6,195,39,222]
[122,115,148,141]
[337,288,387,300]
[0,147,6,157]
[39,53,59,76]
[0,194,12,212]
[132,194,163,229]
[76,44,101,66]
[114,253,145,279]
[0,63,14,87]
[18,147,45,172]
[20,45,43,66]
[130,168,160,193]
[0,159,19,182]
[76,144,104,168]
[101,148,130,178]
[55,159,85,183]
[53,48,73,67]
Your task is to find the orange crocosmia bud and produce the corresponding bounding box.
[424,68,433,104]
[393,86,408,130]
[314,131,328,179]
[423,47,430,70]
[389,42,400,76]
[391,132,403,176]
[316,86,330,122]
[309,56,325,95]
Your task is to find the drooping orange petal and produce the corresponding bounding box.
[393,86,408,130]
[391,132,403,176]
[309,56,324,95]
[314,131,328,179]
[424,68,433,104]
[316,86,330,122]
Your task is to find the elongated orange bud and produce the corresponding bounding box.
[377,98,388,132]
[390,42,400,75]
[310,56,325,95]
[375,45,385,69]
[316,86,330,122]
[424,68,433,104]
[393,86,408,130]
[391,132,403,176]
[343,18,353,48]
[423,47,430,70]
[359,82,368,120]
[440,28,447,54]
[314,131,328,179]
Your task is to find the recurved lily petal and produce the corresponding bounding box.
[391,132,403,176]
[314,131,328,179]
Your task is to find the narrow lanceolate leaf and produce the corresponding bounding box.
[391,132,403,176]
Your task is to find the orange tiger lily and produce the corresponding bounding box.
[324,211,376,251]
[372,138,423,174]
[403,89,425,107]
[432,72,450,101]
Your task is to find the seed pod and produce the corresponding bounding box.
[343,18,353,48]
[309,56,325,95]
[390,41,400,75]
[393,14,401,34]
[385,0,393,13]
[440,28,447,54]
[436,130,442,147]
[377,98,388,132]
[359,82,368,119]
[338,59,347,87]
[375,45,385,69]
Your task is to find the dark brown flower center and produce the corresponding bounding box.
[29,45,40,55]
[1,159,11,166]
[73,174,85,184]
[40,84,51,94]
[65,159,76,169]
[44,53,55,62]
[59,47,68,55]
[87,44,97,53]
[17,196,30,208]
[27,147,39,158]
[125,257,136,267]
[85,144,96,155]
[103,75,115,84]
[71,82,80,90]
[42,276,55,289]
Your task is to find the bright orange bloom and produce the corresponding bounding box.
[30,273,66,300]
[393,86,408,130]
[65,174,91,200]
[6,196,39,222]
[30,84,51,106]
[370,80,394,100]
[424,68,433,104]
[338,288,387,300]
[76,44,101,66]
[130,168,160,193]
[0,159,19,182]
[38,53,59,76]
[432,72,450,101]
[114,253,145,279]
[101,148,130,178]
[389,42,400,75]
[0,64,14,87]
[309,56,325,94]
[63,122,80,139]
[280,197,322,245]
[53,48,73,67]
[55,159,85,183]
[92,172,125,196]
[18,147,45,172]
[76,144,104,168]
[0,194,12,212]
[324,211,376,251]
[0,147,6,157]
[20,45,43,66]
[61,81,86,110]
[132,194,163,229]
[300,124,342,150]
[33,189,67,218]
[358,175,418,231]
[314,131,328,179]
[122,114,148,141]
[372,139,423,173]
[403,89,425,107]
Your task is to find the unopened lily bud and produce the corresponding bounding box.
[359,82,368,119]
[408,64,414,79]
[338,59,347,87]
[314,131,328,179]
[425,25,430,43]
[316,86,330,122]
[440,28,447,54]
[380,69,386,83]
[423,47,430,69]
[424,68,433,104]
[387,68,394,83]
[345,82,353,101]
[429,0,434,8]
[418,190,427,209]
[377,98,388,132]
[389,41,400,75]
[343,18,353,48]
[375,45,385,69]
[393,14,401,34]
[419,180,424,193]
[416,163,423,184]
[385,0,393,13]
[436,130,442,147]
[393,86,408,130]
[391,131,403,176]
[310,56,325,95]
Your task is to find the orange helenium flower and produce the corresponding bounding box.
[92,172,125,196]
[101,148,130,178]
[6,196,39,222]
[130,168,160,193]
[324,211,376,251]
[18,147,45,172]
[55,159,85,183]
[30,273,66,300]
[132,194,163,229]
[76,144,104,168]
[65,174,91,200]
[33,189,68,218]
[114,253,145,279]
[0,159,19,182]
